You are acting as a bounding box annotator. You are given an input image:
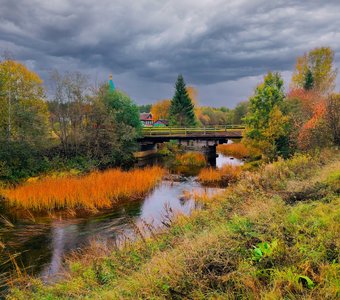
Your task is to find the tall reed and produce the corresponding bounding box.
[198,164,241,186]
[217,143,250,158]
[175,152,206,167]
[2,166,165,211]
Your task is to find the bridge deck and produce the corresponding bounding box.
[139,126,244,143]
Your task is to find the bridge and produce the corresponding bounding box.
[139,125,244,144]
[136,125,245,165]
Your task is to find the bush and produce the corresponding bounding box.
[260,154,318,190]
[0,142,50,183]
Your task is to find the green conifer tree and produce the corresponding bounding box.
[303,68,314,91]
[169,74,196,126]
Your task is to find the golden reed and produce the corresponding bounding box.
[217,143,250,158]
[176,152,206,167]
[2,166,165,211]
[198,164,241,186]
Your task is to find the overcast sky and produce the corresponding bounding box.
[1,0,340,107]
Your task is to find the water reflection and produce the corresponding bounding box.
[216,153,244,168]
[0,178,221,280]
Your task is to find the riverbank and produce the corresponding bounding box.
[7,150,340,299]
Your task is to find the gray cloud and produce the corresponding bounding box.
[0,0,340,107]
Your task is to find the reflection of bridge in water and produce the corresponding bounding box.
[136,125,245,166]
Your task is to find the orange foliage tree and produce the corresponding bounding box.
[151,99,171,120]
[325,94,340,146]
[287,88,329,150]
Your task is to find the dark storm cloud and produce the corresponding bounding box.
[0,0,340,106]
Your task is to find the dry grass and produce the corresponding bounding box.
[176,152,206,167]
[198,164,242,186]
[217,142,250,158]
[1,166,165,211]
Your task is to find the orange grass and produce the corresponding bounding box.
[2,166,165,211]
[198,164,242,186]
[217,143,250,158]
[176,152,206,167]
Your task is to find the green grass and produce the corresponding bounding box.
[7,150,340,299]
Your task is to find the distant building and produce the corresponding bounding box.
[109,74,115,92]
[140,113,153,126]
[153,119,169,127]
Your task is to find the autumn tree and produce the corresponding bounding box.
[0,59,50,181]
[169,75,197,126]
[0,60,49,146]
[244,72,290,159]
[325,94,340,146]
[197,106,233,125]
[233,101,249,124]
[86,85,141,166]
[286,89,324,150]
[49,70,91,155]
[151,99,171,120]
[292,47,337,94]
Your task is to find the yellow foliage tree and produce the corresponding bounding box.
[187,86,203,122]
[291,47,337,95]
[151,99,171,120]
[0,60,49,145]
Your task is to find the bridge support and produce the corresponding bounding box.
[204,145,217,167]
[134,143,157,159]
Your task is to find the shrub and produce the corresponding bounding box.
[260,154,318,190]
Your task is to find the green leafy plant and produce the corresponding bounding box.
[251,240,278,262]
[298,275,315,289]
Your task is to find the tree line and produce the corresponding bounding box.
[244,46,339,160]
[0,63,141,182]
[1,46,339,181]
[143,76,249,126]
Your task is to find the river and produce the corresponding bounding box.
[0,153,243,286]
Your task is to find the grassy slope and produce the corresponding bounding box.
[8,151,340,299]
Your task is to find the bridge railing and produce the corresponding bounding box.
[142,125,245,136]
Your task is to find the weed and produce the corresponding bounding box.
[251,240,278,262]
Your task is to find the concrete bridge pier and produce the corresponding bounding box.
[134,142,158,160]
[203,145,217,167]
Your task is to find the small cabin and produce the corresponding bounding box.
[140,113,153,126]
[153,119,169,127]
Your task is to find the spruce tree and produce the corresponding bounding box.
[169,74,196,126]
[303,68,314,91]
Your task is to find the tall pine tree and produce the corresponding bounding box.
[303,68,314,91]
[169,74,196,126]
